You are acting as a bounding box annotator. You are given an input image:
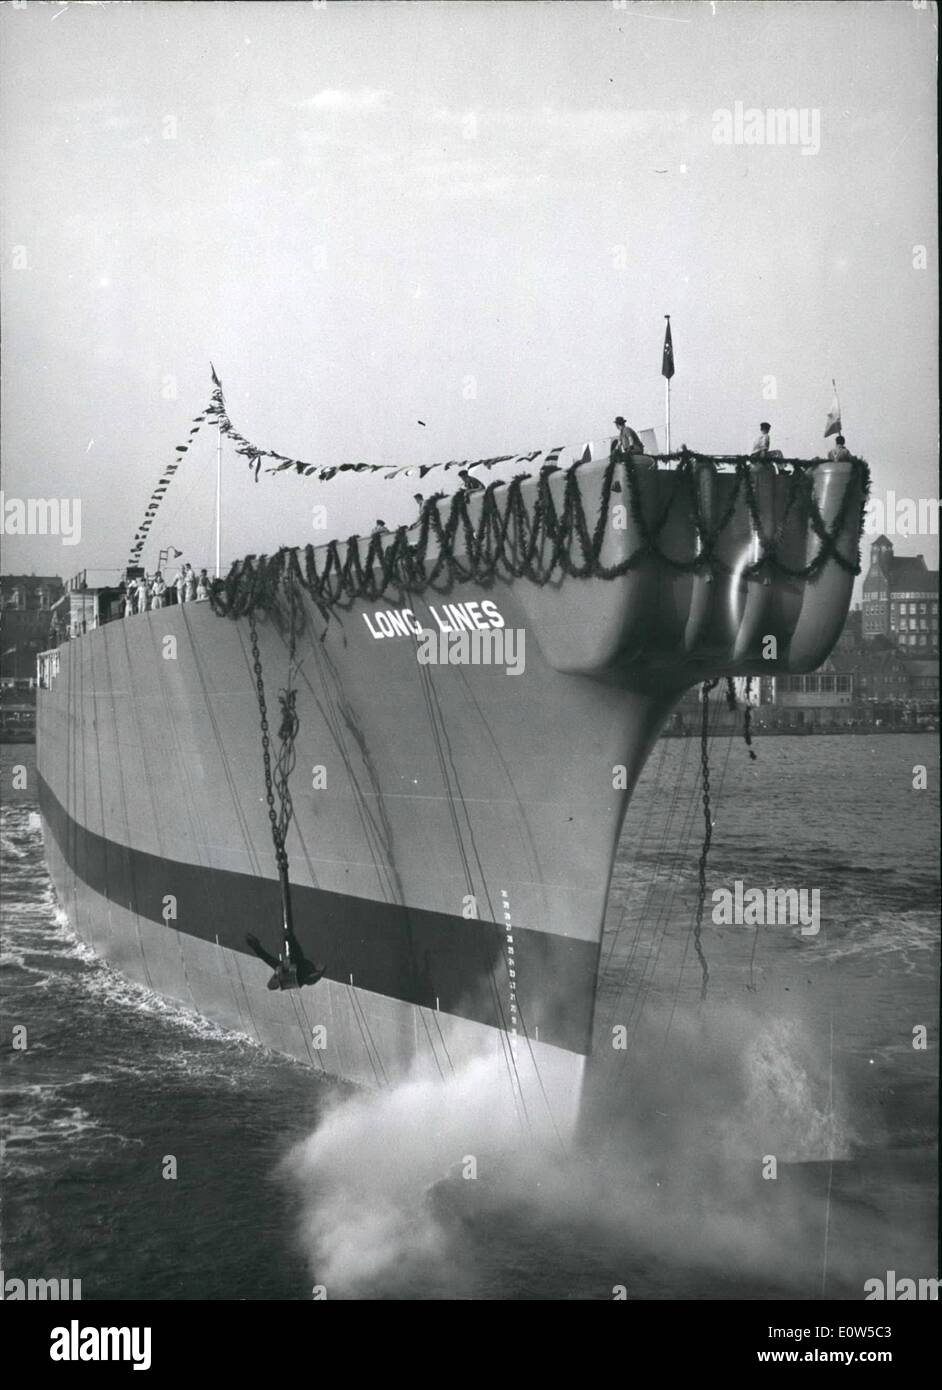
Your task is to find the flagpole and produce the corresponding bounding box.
[215,425,222,579]
[663,313,672,453]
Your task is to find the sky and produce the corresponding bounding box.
[1,0,937,584]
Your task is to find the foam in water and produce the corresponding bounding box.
[281,1001,852,1298]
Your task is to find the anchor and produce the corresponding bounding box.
[245,608,326,992]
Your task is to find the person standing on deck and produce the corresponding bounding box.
[828,435,852,461]
[174,563,192,605]
[752,422,772,455]
[150,571,168,609]
[613,416,645,455]
[195,568,211,601]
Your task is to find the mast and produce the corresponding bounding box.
[215,424,222,578]
[665,376,671,455]
[662,313,673,453]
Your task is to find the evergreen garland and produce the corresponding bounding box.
[209,449,870,624]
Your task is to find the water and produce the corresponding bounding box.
[1,737,937,1300]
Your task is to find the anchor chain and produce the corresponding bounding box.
[725,675,758,761]
[693,678,719,1000]
[249,608,300,938]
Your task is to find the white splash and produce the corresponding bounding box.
[281,1002,853,1298]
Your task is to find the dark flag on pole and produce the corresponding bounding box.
[662,316,675,379]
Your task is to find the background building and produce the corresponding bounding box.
[905,658,940,714]
[862,536,939,651]
[0,574,64,682]
[766,655,855,727]
[763,635,937,730]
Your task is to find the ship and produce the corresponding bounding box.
[36,385,868,1135]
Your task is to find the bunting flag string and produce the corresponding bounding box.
[127,400,212,564]
[204,365,566,483]
[128,364,577,565]
[128,364,866,574]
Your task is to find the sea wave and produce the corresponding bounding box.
[810,912,939,969]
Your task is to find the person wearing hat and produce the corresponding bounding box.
[150,571,168,609]
[828,434,852,461]
[613,416,645,456]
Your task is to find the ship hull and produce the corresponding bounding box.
[37,586,677,1134]
[36,454,863,1133]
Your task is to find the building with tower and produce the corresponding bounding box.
[862,535,938,652]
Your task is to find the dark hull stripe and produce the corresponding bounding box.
[38,774,598,1054]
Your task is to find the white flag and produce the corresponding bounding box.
[824,380,842,438]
